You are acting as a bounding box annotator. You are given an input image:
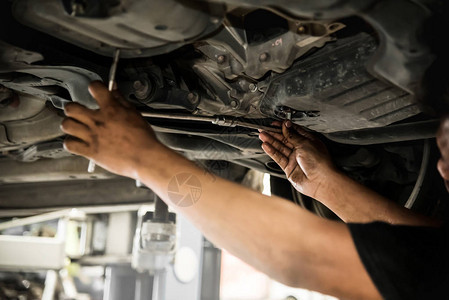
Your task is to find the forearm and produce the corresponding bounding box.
[315,170,439,226]
[135,143,312,278]
[134,144,379,299]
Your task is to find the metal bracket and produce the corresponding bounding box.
[0,42,101,109]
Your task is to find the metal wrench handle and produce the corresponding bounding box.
[108,49,121,91]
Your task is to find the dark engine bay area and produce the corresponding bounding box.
[1,0,449,218]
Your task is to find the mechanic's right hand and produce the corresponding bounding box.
[259,121,336,199]
[61,81,161,179]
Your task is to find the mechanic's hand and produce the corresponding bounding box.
[61,81,160,179]
[259,121,335,199]
[436,117,449,192]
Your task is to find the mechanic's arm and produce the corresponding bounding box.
[61,82,381,300]
[260,121,439,226]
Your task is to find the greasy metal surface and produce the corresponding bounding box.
[0,124,13,148]
[204,0,376,19]
[189,11,345,117]
[0,86,13,103]
[360,0,435,94]
[0,106,64,151]
[199,17,345,79]
[260,34,422,133]
[0,93,46,122]
[324,120,439,145]
[10,141,71,162]
[0,42,101,109]
[13,0,225,58]
[0,156,115,183]
[0,94,63,151]
[0,178,154,208]
[203,0,437,94]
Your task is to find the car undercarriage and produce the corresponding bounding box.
[1,0,449,219]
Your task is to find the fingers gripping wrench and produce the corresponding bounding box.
[87,49,121,173]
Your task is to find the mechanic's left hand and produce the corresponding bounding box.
[61,81,161,179]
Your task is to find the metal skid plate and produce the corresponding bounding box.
[203,0,437,95]
[260,34,422,133]
[12,0,225,58]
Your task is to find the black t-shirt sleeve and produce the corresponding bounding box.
[349,222,449,300]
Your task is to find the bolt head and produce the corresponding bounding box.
[230,100,239,109]
[249,83,257,93]
[133,80,143,90]
[210,17,220,24]
[187,93,198,104]
[217,55,226,64]
[259,53,269,62]
[133,80,151,100]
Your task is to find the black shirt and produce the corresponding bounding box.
[349,222,449,299]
